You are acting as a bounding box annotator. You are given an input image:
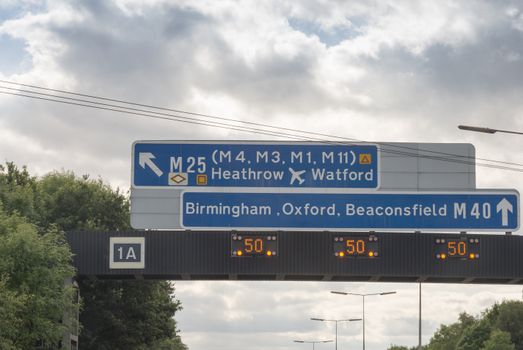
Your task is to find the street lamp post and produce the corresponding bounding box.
[294,339,333,350]
[458,125,523,135]
[310,317,362,350]
[331,291,397,350]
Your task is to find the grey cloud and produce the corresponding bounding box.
[163,7,209,38]
[53,3,211,105]
[54,2,334,119]
[176,282,329,333]
[421,30,523,95]
[339,17,523,144]
[203,51,325,117]
[1,2,228,177]
[179,331,341,350]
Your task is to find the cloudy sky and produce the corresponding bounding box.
[1,0,523,349]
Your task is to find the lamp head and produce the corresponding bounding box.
[458,125,497,134]
[330,291,348,295]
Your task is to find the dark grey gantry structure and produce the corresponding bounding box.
[67,141,521,284]
[67,230,523,284]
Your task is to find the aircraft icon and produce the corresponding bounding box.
[288,167,306,185]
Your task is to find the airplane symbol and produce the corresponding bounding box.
[289,167,306,185]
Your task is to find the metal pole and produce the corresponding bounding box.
[335,320,338,350]
[362,295,366,350]
[419,282,422,350]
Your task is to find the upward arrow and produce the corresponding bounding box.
[139,152,163,177]
[496,198,513,227]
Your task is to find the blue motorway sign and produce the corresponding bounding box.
[132,142,378,188]
[181,191,519,231]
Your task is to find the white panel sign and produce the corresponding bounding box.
[109,237,145,269]
[131,142,479,230]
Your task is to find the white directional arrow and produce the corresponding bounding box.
[139,152,163,177]
[496,198,513,227]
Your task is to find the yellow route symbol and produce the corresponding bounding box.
[196,174,208,185]
[359,154,372,164]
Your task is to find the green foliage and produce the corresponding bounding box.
[150,337,188,350]
[36,171,131,231]
[456,318,492,350]
[482,330,515,350]
[0,275,27,350]
[0,162,130,232]
[428,313,475,350]
[493,301,523,350]
[397,301,523,350]
[0,208,77,349]
[79,280,185,350]
[0,163,39,223]
[0,162,186,349]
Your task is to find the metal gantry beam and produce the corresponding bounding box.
[67,230,523,284]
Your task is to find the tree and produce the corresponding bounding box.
[36,171,131,232]
[422,302,523,350]
[0,163,186,349]
[427,313,475,350]
[482,330,515,350]
[493,301,523,350]
[0,275,27,350]
[0,208,77,349]
[36,172,186,349]
[456,318,491,350]
[0,163,39,223]
[79,279,183,350]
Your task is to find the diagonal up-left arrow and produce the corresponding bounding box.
[139,152,163,177]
